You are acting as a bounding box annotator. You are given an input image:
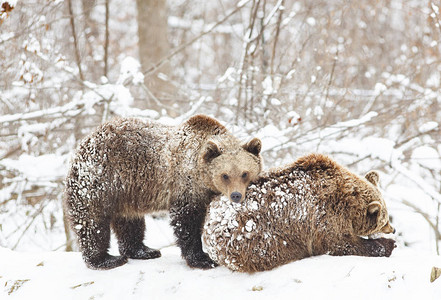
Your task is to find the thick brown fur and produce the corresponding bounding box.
[203,153,395,273]
[63,114,262,270]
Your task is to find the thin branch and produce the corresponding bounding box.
[324,48,338,106]
[143,0,253,77]
[395,127,439,148]
[270,0,284,75]
[401,199,441,241]
[67,0,84,81]
[176,96,208,122]
[101,94,114,123]
[104,0,110,77]
[237,0,260,124]
[0,94,14,110]
[12,199,47,250]
[437,201,440,255]
[140,82,176,112]
[0,99,91,123]
[63,210,73,252]
[0,145,21,160]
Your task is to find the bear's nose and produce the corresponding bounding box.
[230,192,242,203]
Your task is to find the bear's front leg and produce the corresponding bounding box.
[170,199,217,269]
[330,235,396,257]
[112,216,161,260]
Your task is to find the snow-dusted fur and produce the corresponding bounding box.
[63,115,262,270]
[203,154,396,273]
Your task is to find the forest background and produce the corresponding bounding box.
[0,0,440,260]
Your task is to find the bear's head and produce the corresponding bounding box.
[353,170,395,237]
[202,137,262,203]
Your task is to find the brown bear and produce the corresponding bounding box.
[63,115,262,270]
[202,153,396,273]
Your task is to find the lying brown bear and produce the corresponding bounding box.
[202,153,396,273]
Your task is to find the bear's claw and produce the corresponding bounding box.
[123,246,161,260]
[85,253,128,270]
[376,237,396,257]
[185,251,218,269]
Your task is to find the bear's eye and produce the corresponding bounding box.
[241,172,248,179]
[222,174,229,181]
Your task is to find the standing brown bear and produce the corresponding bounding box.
[203,153,396,273]
[63,115,262,270]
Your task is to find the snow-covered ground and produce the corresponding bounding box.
[1,215,441,299]
[1,244,441,299]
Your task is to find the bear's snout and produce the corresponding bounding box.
[381,222,395,234]
[230,192,242,203]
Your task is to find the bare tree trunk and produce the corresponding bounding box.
[136,0,175,110]
[81,0,97,63]
[63,210,73,252]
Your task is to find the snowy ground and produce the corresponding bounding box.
[1,216,441,299]
[1,245,441,299]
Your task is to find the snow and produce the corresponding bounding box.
[412,146,441,170]
[1,245,440,299]
[306,17,316,26]
[255,124,290,152]
[1,0,441,296]
[262,76,274,95]
[117,56,144,85]
[237,0,251,8]
[419,121,439,133]
[1,153,67,181]
[361,137,396,162]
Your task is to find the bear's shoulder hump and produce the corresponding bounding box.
[184,114,227,135]
[294,153,338,172]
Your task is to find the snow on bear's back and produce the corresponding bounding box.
[202,168,322,272]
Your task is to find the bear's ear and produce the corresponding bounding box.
[243,137,261,156]
[365,170,379,186]
[203,141,222,163]
[367,201,381,215]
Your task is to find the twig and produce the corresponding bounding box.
[101,94,114,123]
[176,96,208,122]
[395,127,439,148]
[0,99,94,123]
[429,2,441,36]
[140,82,176,112]
[400,199,441,241]
[270,0,284,75]
[143,0,252,77]
[347,155,370,167]
[12,199,47,250]
[324,47,338,107]
[67,0,84,81]
[104,0,110,77]
[437,201,440,255]
[63,210,73,252]
[237,0,260,124]
[0,145,21,160]
[0,94,14,110]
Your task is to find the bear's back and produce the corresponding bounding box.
[66,118,177,213]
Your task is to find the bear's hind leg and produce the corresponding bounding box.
[79,217,128,270]
[112,216,161,260]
